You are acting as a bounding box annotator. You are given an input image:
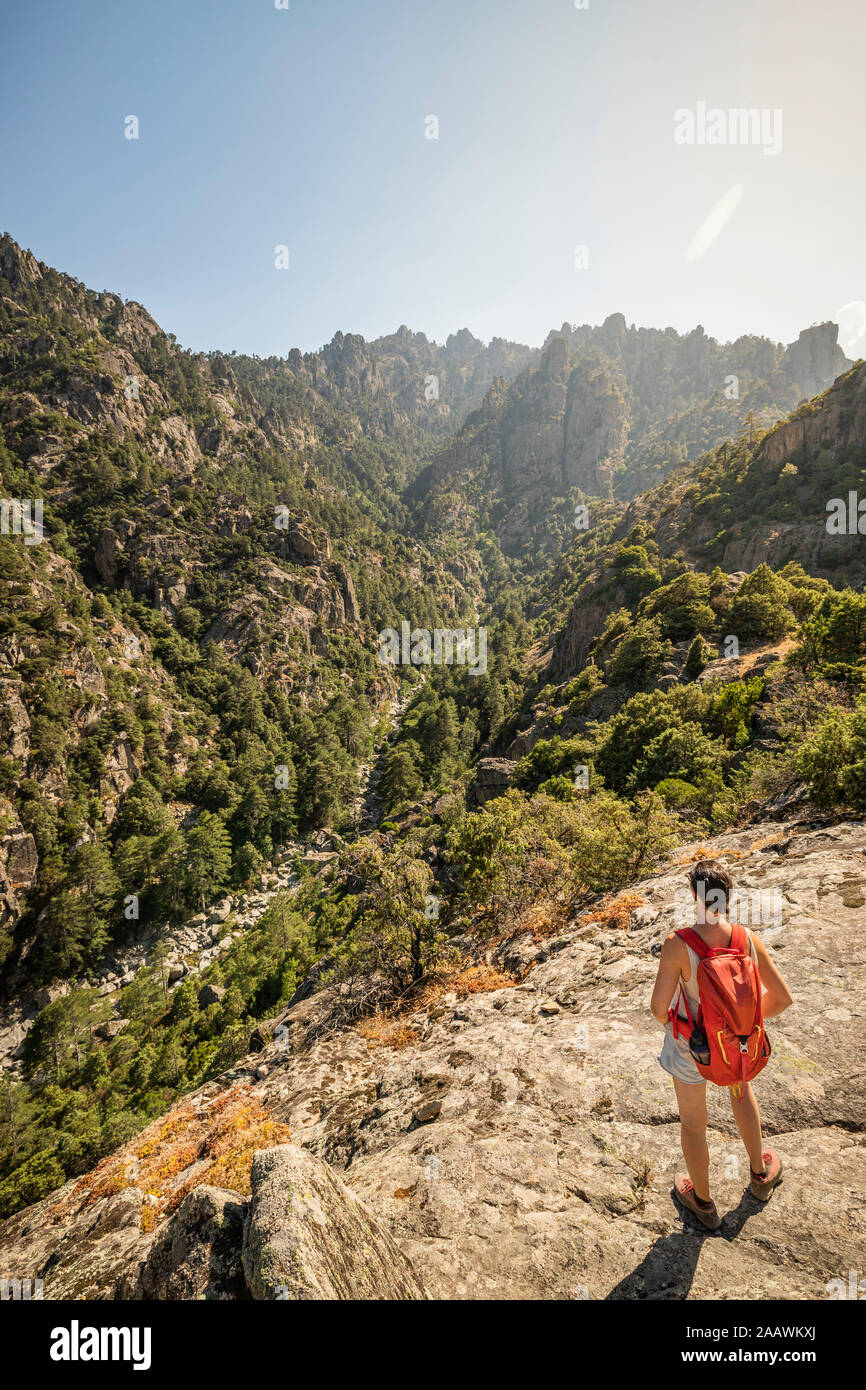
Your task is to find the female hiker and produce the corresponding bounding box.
[650,859,793,1230]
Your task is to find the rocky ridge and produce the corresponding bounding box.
[413,319,853,558]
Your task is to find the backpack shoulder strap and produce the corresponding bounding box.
[729,922,748,954]
[675,927,710,959]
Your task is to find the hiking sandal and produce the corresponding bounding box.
[749,1149,783,1201]
[674,1174,722,1230]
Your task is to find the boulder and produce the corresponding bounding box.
[102,735,139,804]
[241,1145,427,1301]
[291,526,326,565]
[134,1186,249,1301]
[93,1018,130,1041]
[197,983,226,1008]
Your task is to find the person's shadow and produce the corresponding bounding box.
[605,1188,768,1300]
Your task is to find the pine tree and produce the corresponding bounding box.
[184,812,232,910]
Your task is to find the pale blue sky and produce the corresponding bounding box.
[2,0,864,356]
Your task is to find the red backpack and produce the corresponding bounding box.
[670,923,771,1090]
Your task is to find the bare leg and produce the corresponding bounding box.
[673,1077,711,1201]
[729,1082,765,1174]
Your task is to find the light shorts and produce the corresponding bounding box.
[658,1023,705,1086]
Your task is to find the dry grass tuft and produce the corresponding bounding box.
[356,961,517,1050]
[674,845,714,865]
[49,1084,291,1233]
[579,891,647,931]
[357,1016,420,1050]
[518,899,569,941]
[451,963,514,996]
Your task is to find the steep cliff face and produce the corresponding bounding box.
[296,324,534,431]
[782,323,852,400]
[1,813,862,1300]
[414,317,852,557]
[761,360,866,469]
[0,803,38,938]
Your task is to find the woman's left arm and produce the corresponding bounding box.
[752,932,793,1018]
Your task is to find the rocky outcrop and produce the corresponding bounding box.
[94,525,128,584]
[275,522,330,568]
[0,1184,150,1300]
[466,757,516,808]
[0,804,38,933]
[101,735,139,820]
[782,323,850,400]
[761,360,866,470]
[242,1146,427,1300]
[0,1139,425,1301]
[333,561,360,625]
[550,577,620,681]
[303,322,533,428]
[4,814,862,1300]
[562,356,629,494]
[134,1186,249,1300]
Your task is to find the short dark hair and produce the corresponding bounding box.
[687,859,734,910]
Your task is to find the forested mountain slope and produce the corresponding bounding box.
[0,232,489,987]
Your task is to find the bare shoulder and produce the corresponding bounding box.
[747,928,771,962]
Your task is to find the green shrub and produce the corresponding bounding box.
[683,634,715,681]
[605,618,673,688]
[727,564,795,643]
[640,572,716,640]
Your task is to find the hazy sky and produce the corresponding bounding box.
[2,0,864,357]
